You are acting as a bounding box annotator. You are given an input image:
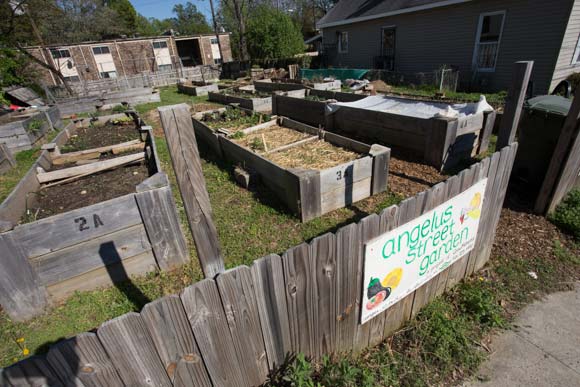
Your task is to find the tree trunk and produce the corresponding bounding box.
[16,45,73,94]
[232,0,249,61]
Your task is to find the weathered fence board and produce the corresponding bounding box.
[0,233,47,321]
[3,355,62,386]
[216,266,269,385]
[47,332,124,387]
[141,295,211,385]
[251,254,292,369]
[135,186,189,270]
[98,312,172,386]
[180,279,246,387]
[159,104,224,277]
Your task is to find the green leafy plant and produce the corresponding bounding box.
[455,281,505,329]
[249,137,265,151]
[26,120,44,135]
[549,189,580,240]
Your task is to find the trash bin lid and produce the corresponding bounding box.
[525,95,572,116]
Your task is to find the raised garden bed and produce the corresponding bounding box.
[0,112,188,319]
[192,107,272,156]
[0,106,61,153]
[177,81,219,96]
[309,79,342,91]
[208,88,306,113]
[254,79,307,93]
[324,95,496,171]
[217,116,390,221]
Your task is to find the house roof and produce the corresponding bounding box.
[317,0,472,28]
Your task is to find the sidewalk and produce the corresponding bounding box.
[464,284,580,387]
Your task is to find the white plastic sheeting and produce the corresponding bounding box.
[327,95,493,119]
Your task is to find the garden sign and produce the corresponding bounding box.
[361,179,488,324]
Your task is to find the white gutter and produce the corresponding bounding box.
[317,0,472,29]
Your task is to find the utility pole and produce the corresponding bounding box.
[208,0,225,64]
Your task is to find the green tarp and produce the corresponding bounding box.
[300,68,369,81]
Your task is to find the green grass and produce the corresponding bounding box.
[389,85,507,106]
[549,189,580,240]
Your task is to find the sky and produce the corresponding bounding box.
[131,0,213,21]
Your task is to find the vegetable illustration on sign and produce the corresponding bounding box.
[361,179,487,324]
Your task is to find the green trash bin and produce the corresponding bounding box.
[512,95,572,202]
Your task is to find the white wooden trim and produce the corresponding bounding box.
[317,0,472,28]
[471,10,506,73]
[571,34,580,65]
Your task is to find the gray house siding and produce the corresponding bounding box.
[552,1,580,90]
[321,0,573,94]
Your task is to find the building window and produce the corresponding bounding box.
[50,49,71,59]
[92,46,110,55]
[210,38,219,45]
[63,75,80,82]
[473,11,506,71]
[100,71,117,79]
[153,41,168,49]
[214,58,223,65]
[158,64,172,72]
[338,31,348,53]
[572,35,580,65]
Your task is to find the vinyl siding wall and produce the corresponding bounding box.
[321,0,574,94]
[551,1,580,90]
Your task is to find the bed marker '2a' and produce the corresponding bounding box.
[74,214,105,232]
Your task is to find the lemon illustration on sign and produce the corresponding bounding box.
[381,267,403,289]
[460,192,483,224]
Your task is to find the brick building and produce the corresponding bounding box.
[26,33,233,86]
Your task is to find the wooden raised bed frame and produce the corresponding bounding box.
[0,106,62,153]
[177,81,219,96]
[216,116,390,222]
[0,113,188,320]
[208,89,306,112]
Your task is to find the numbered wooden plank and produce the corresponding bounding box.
[311,233,337,357]
[3,355,63,387]
[353,213,381,351]
[98,312,172,386]
[251,254,291,369]
[180,279,245,387]
[135,186,189,270]
[282,243,316,357]
[216,266,269,385]
[10,194,142,259]
[158,104,224,278]
[335,223,360,353]
[141,295,211,386]
[47,332,123,387]
[0,233,47,321]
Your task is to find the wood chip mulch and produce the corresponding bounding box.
[388,156,448,198]
[492,208,579,262]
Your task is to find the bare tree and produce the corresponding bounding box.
[208,0,225,63]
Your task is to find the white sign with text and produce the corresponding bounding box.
[361,178,488,324]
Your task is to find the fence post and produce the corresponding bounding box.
[158,104,225,278]
[497,61,534,149]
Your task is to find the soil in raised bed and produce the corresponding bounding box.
[24,161,149,222]
[201,109,270,133]
[232,125,311,152]
[221,90,271,99]
[62,121,140,153]
[267,139,360,170]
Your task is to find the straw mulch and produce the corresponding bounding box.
[233,125,311,152]
[267,139,360,170]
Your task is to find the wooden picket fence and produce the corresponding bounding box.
[1,142,518,387]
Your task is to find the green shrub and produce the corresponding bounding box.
[566,73,580,92]
[549,189,580,240]
[455,282,505,329]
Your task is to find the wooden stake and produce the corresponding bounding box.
[158,104,224,278]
